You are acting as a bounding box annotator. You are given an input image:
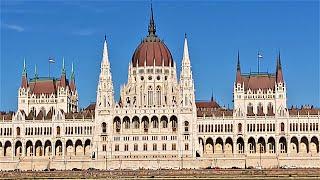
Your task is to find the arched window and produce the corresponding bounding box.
[148,86,153,106]
[102,122,107,133]
[16,127,20,136]
[134,144,138,151]
[151,116,159,128]
[153,144,157,151]
[143,143,148,151]
[257,103,263,115]
[156,86,161,106]
[40,107,46,116]
[238,123,242,133]
[267,103,274,115]
[57,126,61,135]
[184,121,189,132]
[280,122,285,132]
[247,103,253,115]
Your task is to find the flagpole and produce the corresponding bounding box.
[49,58,50,78]
[257,51,259,74]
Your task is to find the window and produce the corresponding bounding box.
[172,143,176,151]
[148,86,153,106]
[102,122,107,133]
[124,144,128,151]
[238,123,242,133]
[185,143,189,151]
[162,144,166,151]
[115,144,119,151]
[153,144,157,151]
[280,122,285,132]
[134,144,138,151]
[156,86,161,106]
[16,127,20,136]
[184,121,189,132]
[143,144,148,151]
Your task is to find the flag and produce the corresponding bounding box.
[49,58,55,63]
[258,52,263,59]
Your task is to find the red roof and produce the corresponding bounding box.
[132,39,173,67]
[238,74,276,91]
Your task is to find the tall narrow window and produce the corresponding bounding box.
[156,86,161,106]
[148,86,153,106]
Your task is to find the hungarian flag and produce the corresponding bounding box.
[49,57,55,63]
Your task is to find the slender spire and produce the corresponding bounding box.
[211,90,214,102]
[34,64,38,78]
[183,34,190,62]
[276,51,284,83]
[148,3,156,36]
[71,62,75,80]
[237,50,241,71]
[236,51,242,83]
[277,51,282,70]
[102,36,110,65]
[21,58,28,88]
[22,58,27,76]
[62,57,66,75]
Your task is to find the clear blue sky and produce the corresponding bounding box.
[1,1,319,111]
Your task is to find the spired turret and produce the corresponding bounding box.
[96,36,115,111]
[180,34,195,109]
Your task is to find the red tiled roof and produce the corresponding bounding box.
[238,74,276,91]
[132,39,173,67]
[196,101,220,109]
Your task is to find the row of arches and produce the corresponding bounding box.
[111,115,179,133]
[0,139,92,157]
[199,136,319,156]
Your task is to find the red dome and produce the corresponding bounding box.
[131,38,173,67]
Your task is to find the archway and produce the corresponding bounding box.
[237,137,244,154]
[123,116,130,129]
[15,141,22,157]
[225,137,233,154]
[142,116,149,132]
[205,138,214,155]
[55,140,62,156]
[113,116,121,132]
[279,137,287,153]
[258,137,266,153]
[44,140,52,156]
[84,139,91,156]
[132,116,140,129]
[215,137,224,154]
[248,137,256,153]
[66,140,73,156]
[26,140,33,156]
[267,137,275,153]
[35,140,43,156]
[290,137,299,154]
[300,137,309,154]
[151,116,159,129]
[75,139,83,156]
[310,136,319,154]
[4,141,12,157]
[170,115,178,131]
[160,116,168,128]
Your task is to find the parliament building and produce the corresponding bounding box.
[0,7,319,170]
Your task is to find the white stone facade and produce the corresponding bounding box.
[0,9,319,171]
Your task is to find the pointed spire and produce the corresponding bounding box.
[22,58,27,76]
[62,57,66,75]
[183,33,190,62]
[276,51,284,83]
[237,50,241,71]
[102,35,109,64]
[70,62,76,92]
[21,58,28,88]
[148,3,156,36]
[34,64,38,78]
[211,90,214,102]
[236,51,242,83]
[71,62,75,80]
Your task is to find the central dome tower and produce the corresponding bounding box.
[131,6,174,67]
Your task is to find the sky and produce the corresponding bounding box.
[0,1,319,111]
